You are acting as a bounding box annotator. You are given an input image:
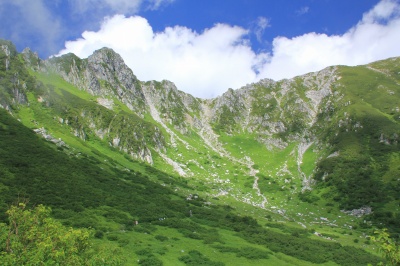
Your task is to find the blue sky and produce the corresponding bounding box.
[1,0,399,98]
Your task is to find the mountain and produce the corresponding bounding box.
[1,39,399,265]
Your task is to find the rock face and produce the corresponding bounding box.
[341,207,372,217]
[45,48,146,116]
[33,48,340,156]
[1,44,11,71]
[33,48,209,165]
[33,127,67,147]
[39,48,339,153]
[4,47,169,164]
[0,41,29,109]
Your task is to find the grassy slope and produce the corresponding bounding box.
[309,64,400,236]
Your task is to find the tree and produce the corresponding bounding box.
[0,203,124,265]
[371,228,400,266]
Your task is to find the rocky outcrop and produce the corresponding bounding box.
[21,47,41,70]
[63,109,165,164]
[341,207,372,217]
[206,66,337,148]
[34,127,67,147]
[0,41,28,109]
[141,80,202,134]
[44,48,147,116]
[1,44,11,71]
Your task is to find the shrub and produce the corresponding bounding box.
[0,203,124,265]
[154,234,169,242]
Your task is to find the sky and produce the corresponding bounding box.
[0,0,399,99]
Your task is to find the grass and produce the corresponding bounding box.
[32,71,96,101]
[300,143,318,177]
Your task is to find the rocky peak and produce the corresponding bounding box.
[0,40,17,57]
[88,47,138,81]
[42,48,147,116]
[1,44,11,57]
[0,41,14,71]
[21,47,41,69]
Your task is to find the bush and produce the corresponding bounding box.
[179,250,225,266]
[298,191,320,203]
[0,203,124,265]
[154,234,169,242]
[138,256,163,266]
[237,247,269,260]
[107,234,119,241]
[94,230,104,239]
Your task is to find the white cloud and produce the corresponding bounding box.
[146,0,175,10]
[69,0,142,14]
[258,0,400,81]
[296,6,309,16]
[362,0,400,23]
[0,0,62,52]
[0,0,173,56]
[255,16,270,43]
[58,0,400,99]
[58,15,268,98]
[68,0,174,14]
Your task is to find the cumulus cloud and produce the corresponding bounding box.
[58,15,269,98]
[58,0,400,98]
[257,0,400,81]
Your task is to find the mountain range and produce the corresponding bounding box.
[1,38,399,265]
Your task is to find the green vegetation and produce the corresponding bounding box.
[48,53,84,74]
[372,229,400,266]
[179,250,225,266]
[0,203,123,265]
[213,105,237,132]
[312,64,400,235]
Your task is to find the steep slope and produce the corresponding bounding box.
[312,62,400,232]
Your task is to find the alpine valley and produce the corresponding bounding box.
[1,38,399,265]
